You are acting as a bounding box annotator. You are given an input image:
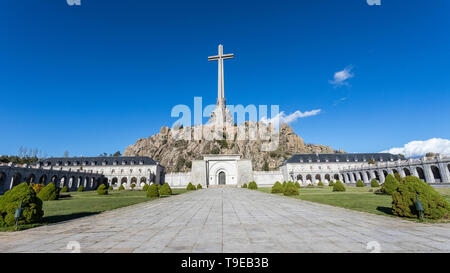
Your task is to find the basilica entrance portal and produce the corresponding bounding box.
[218,171,226,185]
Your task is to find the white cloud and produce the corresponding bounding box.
[261,109,321,128]
[329,66,354,87]
[382,138,450,158]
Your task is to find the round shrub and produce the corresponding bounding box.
[37,182,59,201]
[271,181,283,193]
[283,184,299,196]
[294,181,301,188]
[197,184,203,189]
[317,181,324,187]
[77,185,84,192]
[146,184,159,198]
[118,184,125,191]
[60,186,68,193]
[0,182,44,227]
[108,185,113,191]
[186,182,196,191]
[392,176,450,220]
[333,180,346,192]
[242,183,247,188]
[371,179,380,188]
[97,184,108,195]
[356,180,365,187]
[307,183,314,188]
[248,181,258,190]
[328,181,335,187]
[160,183,172,196]
[130,183,136,190]
[381,174,399,195]
[394,173,403,183]
[142,184,149,191]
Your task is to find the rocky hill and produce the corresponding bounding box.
[123,122,343,172]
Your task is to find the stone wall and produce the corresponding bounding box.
[165,172,192,188]
[253,170,284,187]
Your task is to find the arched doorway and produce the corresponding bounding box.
[0,172,6,190]
[26,174,36,184]
[333,174,340,181]
[431,166,442,182]
[140,177,147,187]
[121,177,127,185]
[218,171,226,185]
[416,167,425,181]
[131,177,137,186]
[11,173,22,188]
[325,174,331,182]
[306,174,312,184]
[315,174,321,183]
[39,174,47,185]
[403,168,411,176]
[112,177,118,186]
[296,174,303,182]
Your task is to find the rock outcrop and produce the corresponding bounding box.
[123,122,342,172]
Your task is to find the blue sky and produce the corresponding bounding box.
[1,0,449,157]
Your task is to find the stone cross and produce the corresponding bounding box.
[208,44,234,106]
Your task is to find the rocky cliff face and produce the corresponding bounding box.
[123,122,343,172]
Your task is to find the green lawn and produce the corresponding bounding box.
[1,188,187,232]
[258,186,450,222]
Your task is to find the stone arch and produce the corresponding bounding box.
[333,174,340,181]
[416,167,425,181]
[431,165,442,182]
[358,172,364,181]
[121,177,127,185]
[39,174,48,185]
[403,168,411,176]
[296,174,303,182]
[69,176,76,189]
[383,170,388,178]
[218,171,226,185]
[374,170,380,182]
[352,173,357,182]
[448,164,450,173]
[315,174,321,183]
[324,174,331,182]
[77,176,82,188]
[130,177,138,186]
[140,177,147,186]
[11,172,22,188]
[0,172,6,189]
[306,174,312,183]
[26,174,36,184]
[366,171,371,180]
[112,177,118,186]
[392,169,398,174]
[102,177,109,187]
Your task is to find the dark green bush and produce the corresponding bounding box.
[37,182,59,201]
[147,183,159,198]
[371,179,380,188]
[187,182,196,191]
[294,181,301,188]
[77,185,84,192]
[118,184,125,191]
[328,181,335,187]
[381,174,399,195]
[392,176,450,220]
[61,186,68,193]
[248,181,258,190]
[197,184,203,189]
[130,183,136,190]
[307,183,314,187]
[317,181,324,187]
[0,183,44,227]
[271,181,283,193]
[356,180,365,187]
[142,184,149,191]
[283,183,299,196]
[394,173,403,183]
[333,180,346,192]
[97,184,108,195]
[160,183,172,196]
[242,183,247,188]
[108,186,113,191]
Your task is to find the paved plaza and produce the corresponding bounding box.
[0,188,449,253]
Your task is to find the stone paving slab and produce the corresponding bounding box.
[0,188,449,253]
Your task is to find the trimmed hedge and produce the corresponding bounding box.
[356,180,365,187]
[119,185,125,191]
[284,183,299,196]
[97,184,108,195]
[31,184,45,194]
[37,182,59,201]
[333,180,346,192]
[160,183,172,196]
[0,182,44,227]
[248,181,258,190]
[142,184,149,191]
[394,173,403,183]
[294,181,301,188]
[146,183,159,198]
[271,181,283,193]
[381,174,399,195]
[242,183,247,188]
[60,186,68,193]
[392,176,450,220]
[197,184,203,189]
[317,181,324,187]
[77,185,84,192]
[371,179,380,188]
[187,182,196,191]
[328,181,335,187]
[130,183,136,190]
